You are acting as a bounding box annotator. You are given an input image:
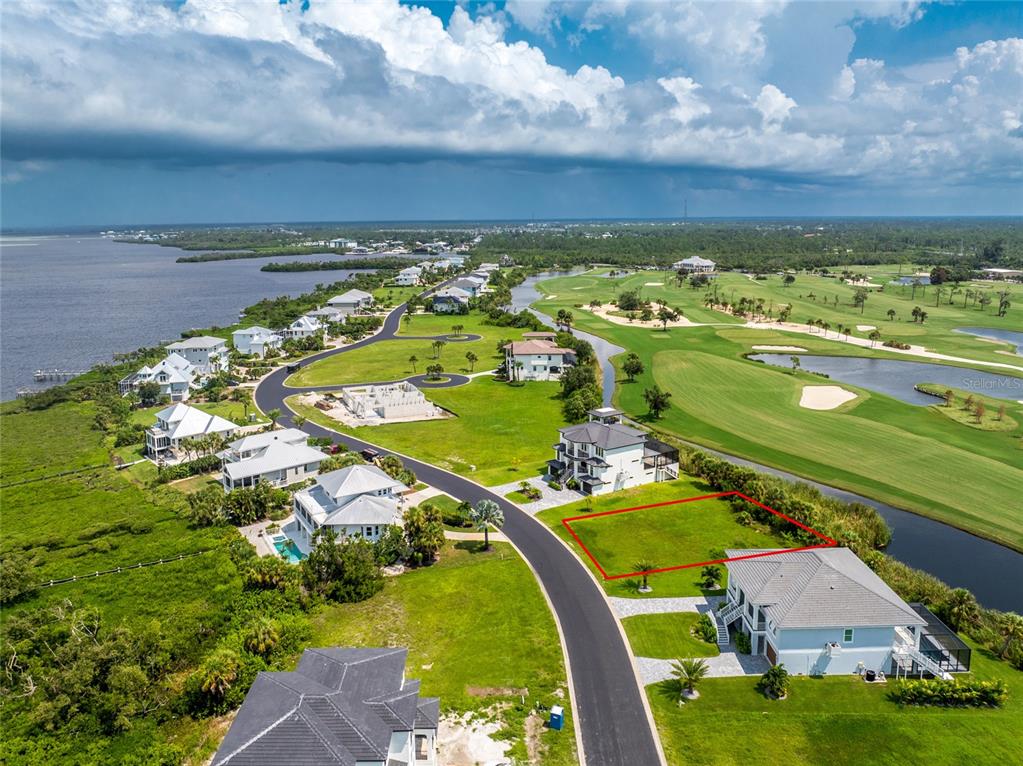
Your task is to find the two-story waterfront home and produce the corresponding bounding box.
[165,336,230,375]
[449,276,486,298]
[718,547,967,678]
[212,647,438,766]
[119,352,197,401]
[231,326,282,358]
[219,428,326,490]
[672,255,717,274]
[430,286,470,313]
[548,407,679,494]
[282,315,323,339]
[327,288,375,314]
[293,464,408,544]
[503,337,576,381]
[395,266,423,286]
[145,403,239,459]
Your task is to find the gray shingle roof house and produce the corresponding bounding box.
[549,408,678,495]
[719,548,955,678]
[212,647,438,766]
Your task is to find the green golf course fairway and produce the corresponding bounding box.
[533,271,1023,551]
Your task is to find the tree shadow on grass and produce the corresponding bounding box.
[453,540,491,555]
[654,678,685,704]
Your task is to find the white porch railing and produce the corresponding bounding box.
[892,643,953,680]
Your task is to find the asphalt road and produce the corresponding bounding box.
[255,301,663,766]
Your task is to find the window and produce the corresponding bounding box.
[843,628,854,643]
[415,734,429,759]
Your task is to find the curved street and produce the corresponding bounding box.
[255,299,663,766]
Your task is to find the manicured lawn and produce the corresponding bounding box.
[129,398,267,427]
[917,383,1021,431]
[622,613,720,659]
[532,273,1023,550]
[374,284,422,306]
[536,479,783,597]
[288,376,567,486]
[505,489,535,504]
[649,640,1023,766]
[308,541,577,766]
[287,312,515,386]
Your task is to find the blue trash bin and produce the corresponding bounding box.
[548,705,564,731]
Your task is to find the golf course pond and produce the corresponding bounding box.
[955,326,1023,356]
[750,353,1023,406]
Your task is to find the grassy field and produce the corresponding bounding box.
[286,312,515,386]
[0,402,244,761]
[622,613,720,660]
[533,272,1023,550]
[917,383,1021,431]
[649,640,1023,766]
[288,376,567,486]
[536,479,784,597]
[309,541,577,766]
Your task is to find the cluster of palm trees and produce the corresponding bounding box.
[910,306,930,323]
[806,318,852,339]
[176,433,228,461]
[555,309,574,333]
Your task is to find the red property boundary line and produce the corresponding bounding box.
[561,491,838,581]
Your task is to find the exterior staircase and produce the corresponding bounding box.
[713,601,744,646]
[893,643,953,680]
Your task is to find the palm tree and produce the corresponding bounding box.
[887,309,896,321]
[944,588,980,632]
[671,658,709,701]
[267,408,281,427]
[292,414,307,428]
[868,330,882,348]
[514,361,524,382]
[409,355,419,373]
[997,613,1023,659]
[244,617,281,657]
[198,648,240,698]
[451,324,464,337]
[465,351,478,372]
[633,560,657,591]
[432,339,446,359]
[470,499,504,549]
[790,355,801,373]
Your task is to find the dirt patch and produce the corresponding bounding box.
[437,712,512,766]
[799,385,857,411]
[525,711,545,764]
[467,686,529,697]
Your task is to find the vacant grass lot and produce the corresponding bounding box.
[622,613,720,660]
[309,541,577,766]
[288,376,567,486]
[536,480,784,597]
[286,312,514,386]
[649,640,1023,766]
[129,398,267,427]
[533,273,1023,550]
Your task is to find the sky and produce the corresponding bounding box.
[1,0,1021,228]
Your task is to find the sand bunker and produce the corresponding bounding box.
[799,385,857,410]
[587,303,697,328]
[856,325,876,332]
[752,345,807,352]
[644,281,664,286]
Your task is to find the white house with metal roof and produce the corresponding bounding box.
[293,464,408,543]
[672,255,717,274]
[304,306,346,326]
[145,403,239,458]
[119,352,197,401]
[212,647,438,766]
[165,336,230,374]
[548,408,679,494]
[231,326,282,358]
[719,547,955,678]
[395,266,423,286]
[327,289,375,314]
[282,315,323,339]
[220,428,326,491]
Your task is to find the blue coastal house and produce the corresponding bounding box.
[718,548,968,678]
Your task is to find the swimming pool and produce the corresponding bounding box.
[271,534,305,564]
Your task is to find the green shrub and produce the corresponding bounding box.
[156,455,220,483]
[888,678,1007,708]
[757,664,790,699]
[735,631,752,654]
[694,613,717,644]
